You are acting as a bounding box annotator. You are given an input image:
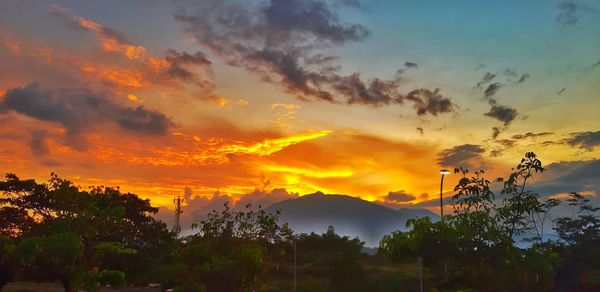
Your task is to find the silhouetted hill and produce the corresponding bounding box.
[266,192,438,247]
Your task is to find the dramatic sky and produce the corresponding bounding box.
[1,0,599,222]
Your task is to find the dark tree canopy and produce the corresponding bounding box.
[1,152,599,291]
[0,173,173,291]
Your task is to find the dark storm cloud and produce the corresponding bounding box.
[251,49,336,102]
[175,0,456,115]
[333,73,400,105]
[437,144,485,168]
[174,0,368,55]
[406,88,454,116]
[484,99,518,126]
[385,190,416,202]
[557,1,578,27]
[0,83,174,136]
[117,106,175,135]
[484,82,502,97]
[164,49,212,82]
[262,0,370,44]
[563,131,600,151]
[511,132,553,140]
[30,130,50,156]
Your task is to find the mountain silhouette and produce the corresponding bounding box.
[266,191,438,247]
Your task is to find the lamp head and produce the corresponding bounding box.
[439,169,450,175]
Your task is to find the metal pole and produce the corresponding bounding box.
[440,173,448,282]
[293,240,297,291]
[440,174,445,220]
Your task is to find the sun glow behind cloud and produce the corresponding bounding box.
[263,165,353,178]
[218,130,331,156]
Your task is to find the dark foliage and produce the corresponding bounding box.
[1,151,599,291]
[380,152,600,291]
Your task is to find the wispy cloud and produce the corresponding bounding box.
[175,0,455,115]
[563,131,600,151]
[51,4,146,59]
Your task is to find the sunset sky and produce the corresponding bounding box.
[1,0,599,220]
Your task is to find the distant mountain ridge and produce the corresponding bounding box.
[266,192,438,247]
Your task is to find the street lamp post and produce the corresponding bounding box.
[439,169,450,282]
[439,169,450,220]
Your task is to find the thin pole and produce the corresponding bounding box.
[440,174,448,282]
[294,240,297,291]
[440,174,445,220]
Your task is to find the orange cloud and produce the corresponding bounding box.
[549,190,596,199]
[0,121,336,206]
[2,37,53,65]
[79,63,144,89]
[3,12,212,101]
[3,41,21,55]
[0,111,508,211]
[218,130,331,156]
[201,95,229,106]
[1,36,146,92]
[1,36,209,97]
[40,129,331,169]
[52,4,146,60]
[271,103,300,110]
[127,94,139,102]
